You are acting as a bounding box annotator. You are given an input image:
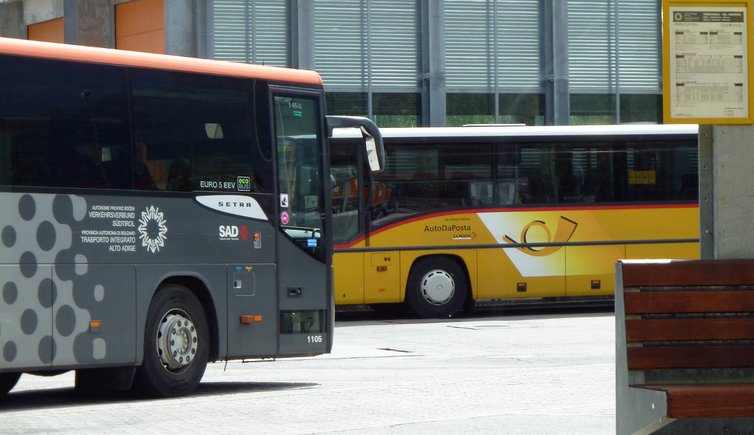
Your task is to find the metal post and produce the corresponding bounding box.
[291,0,315,70]
[543,0,569,125]
[422,0,446,126]
[698,124,714,259]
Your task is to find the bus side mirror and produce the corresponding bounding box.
[326,115,385,173]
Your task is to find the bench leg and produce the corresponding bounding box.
[617,386,671,434]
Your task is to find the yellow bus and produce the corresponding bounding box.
[330,124,699,317]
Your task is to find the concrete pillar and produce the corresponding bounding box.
[0,0,65,39]
[63,0,114,47]
[165,0,196,56]
[702,124,754,259]
[0,1,25,38]
[23,0,64,25]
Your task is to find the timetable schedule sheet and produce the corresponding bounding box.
[669,7,749,119]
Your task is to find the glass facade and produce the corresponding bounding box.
[313,0,421,127]
[212,0,289,66]
[445,0,543,126]
[568,0,661,124]
[209,0,664,126]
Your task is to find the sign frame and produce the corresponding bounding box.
[662,0,754,124]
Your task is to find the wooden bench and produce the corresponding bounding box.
[616,259,754,434]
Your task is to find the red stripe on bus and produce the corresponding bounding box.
[333,202,698,249]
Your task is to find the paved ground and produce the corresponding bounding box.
[0,309,615,434]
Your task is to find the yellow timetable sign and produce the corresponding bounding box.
[662,0,754,124]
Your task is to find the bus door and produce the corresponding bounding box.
[272,92,330,355]
[227,91,331,358]
[331,138,366,304]
[361,151,400,305]
[331,136,398,305]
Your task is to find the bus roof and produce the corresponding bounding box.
[331,124,698,141]
[379,124,698,139]
[0,37,323,86]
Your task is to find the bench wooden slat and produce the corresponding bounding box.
[619,260,754,427]
[622,259,754,287]
[638,384,754,418]
[626,318,754,342]
[624,290,754,314]
[627,345,754,370]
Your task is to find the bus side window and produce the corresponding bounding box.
[102,147,130,189]
[166,158,193,191]
[495,181,516,205]
[53,143,110,188]
[681,173,698,200]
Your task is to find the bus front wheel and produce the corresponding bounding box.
[134,284,209,397]
[0,372,21,396]
[406,257,468,318]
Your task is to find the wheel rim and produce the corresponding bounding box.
[157,310,199,372]
[420,269,455,305]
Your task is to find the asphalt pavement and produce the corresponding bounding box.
[1,308,615,434]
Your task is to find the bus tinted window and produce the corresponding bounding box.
[499,141,698,205]
[365,136,698,229]
[130,70,267,192]
[0,55,129,188]
[376,143,493,218]
[623,142,698,202]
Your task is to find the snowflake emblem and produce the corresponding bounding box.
[138,205,168,253]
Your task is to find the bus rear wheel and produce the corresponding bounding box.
[134,284,209,397]
[406,257,468,318]
[0,372,21,396]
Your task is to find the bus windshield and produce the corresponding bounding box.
[274,95,325,259]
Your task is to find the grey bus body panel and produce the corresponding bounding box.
[276,232,329,355]
[226,262,277,359]
[0,191,326,373]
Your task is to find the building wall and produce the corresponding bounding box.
[0,1,25,38]
[115,0,165,53]
[27,17,63,42]
[209,0,662,127]
[0,0,663,127]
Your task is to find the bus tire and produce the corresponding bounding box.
[0,372,21,396]
[405,257,468,318]
[134,284,209,397]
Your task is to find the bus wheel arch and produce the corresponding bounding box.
[0,372,21,396]
[161,276,219,362]
[134,282,210,397]
[405,255,469,318]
